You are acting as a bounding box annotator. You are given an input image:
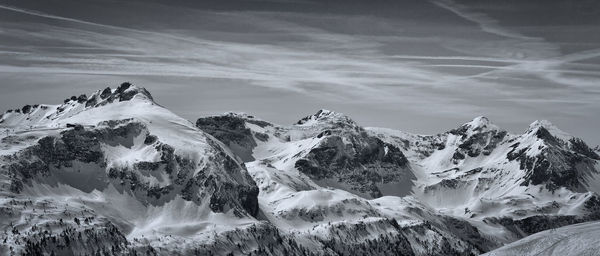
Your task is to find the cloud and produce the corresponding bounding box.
[0,4,463,102]
[0,1,599,144]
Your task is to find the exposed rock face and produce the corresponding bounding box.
[292,110,416,199]
[77,94,88,103]
[196,137,260,216]
[21,105,32,114]
[87,82,154,107]
[570,138,600,160]
[296,133,414,198]
[100,87,112,99]
[447,117,508,161]
[5,118,259,217]
[293,109,362,139]
[7,122,119,193]
[196,114,263,162]
[506,125,599,192]
[454,130,507,158]
[296,109,357,127]
[0,83,158,128]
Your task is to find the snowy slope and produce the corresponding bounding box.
[483,221,600,256]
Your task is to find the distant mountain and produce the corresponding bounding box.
[368,116,600,223]
[1,84,599,255]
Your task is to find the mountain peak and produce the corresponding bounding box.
[465,116,491,128]
[296,109,333,123]
[527,119,571,142]
[295,109,357,127]
[290,109,361,139]
[528,119,557,130]
[222,112,256,119]
[86,82,153,106]
[116,82,153,100]
[458,116,499,135]
[0,82,156,128]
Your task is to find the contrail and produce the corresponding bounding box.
[431,0,538,41]
[0,4,214,47]
[388,55,529,64]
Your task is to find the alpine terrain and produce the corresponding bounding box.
[1,84,599,255]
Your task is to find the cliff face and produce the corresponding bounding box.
[294,124,414,199]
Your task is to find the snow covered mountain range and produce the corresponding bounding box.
[1,84,599,255]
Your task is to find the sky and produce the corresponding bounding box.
[0,0,599,145]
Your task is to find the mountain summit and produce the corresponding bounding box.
[461,116,498,133]
[295,109,355,126]
[0,82,155,128]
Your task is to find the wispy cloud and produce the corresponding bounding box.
[0,0,599,143]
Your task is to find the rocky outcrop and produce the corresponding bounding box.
[295,135,414,199]
[447,117,508,161]
[292,111,415,199]
[88,82,154,108]
[196,114,264,162]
